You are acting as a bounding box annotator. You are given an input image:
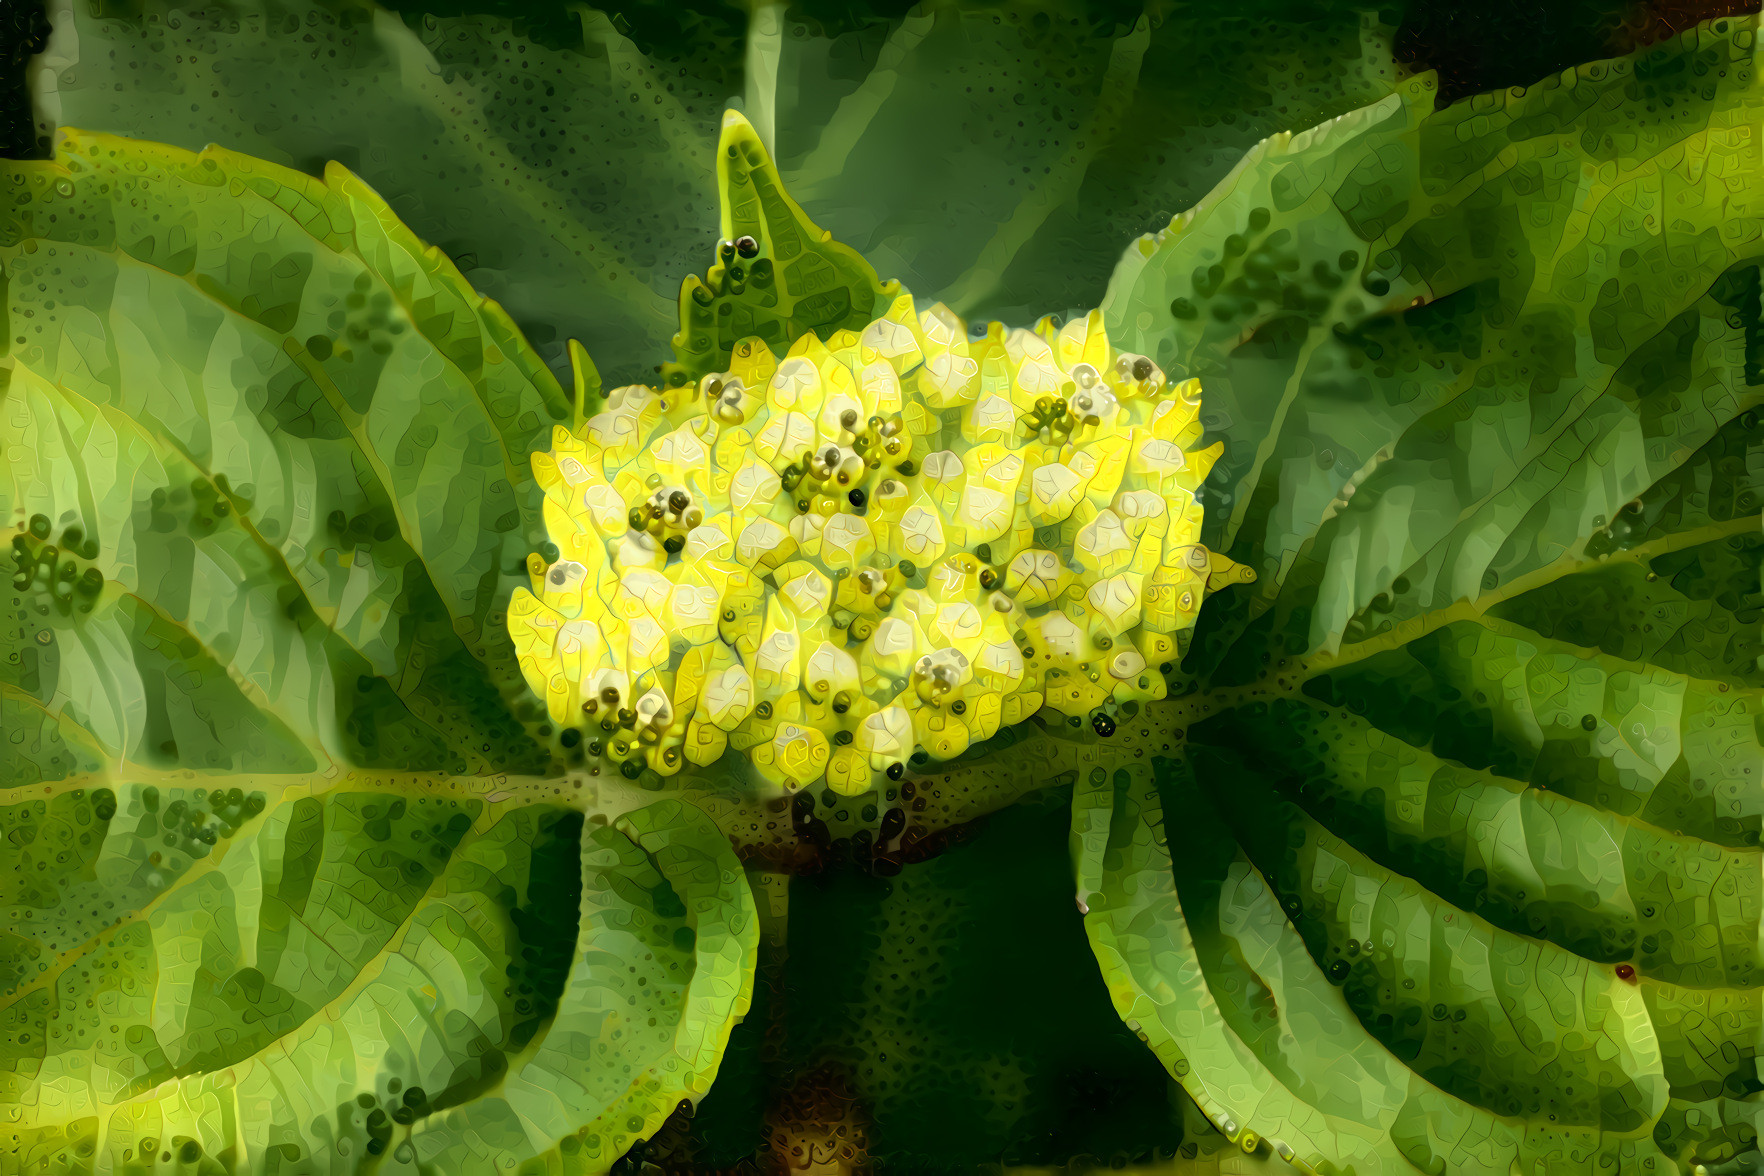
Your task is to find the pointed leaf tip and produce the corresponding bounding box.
[664,107,893,387]
[566,338,601,427]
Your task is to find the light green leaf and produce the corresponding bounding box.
[1074,760,1673,1175]
[0,131,757,1176]
[0,788,754,1176]
[663,110,898,387]
[1,129,564,780]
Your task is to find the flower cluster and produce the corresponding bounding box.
[509,293,1250,793]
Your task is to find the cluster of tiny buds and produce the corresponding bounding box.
[701,373,752,425]
[627,479,701,554]
[581,684,627,726]
[774,413,913,516]
[576,681,675,766]
[1016,353,1165,441]
[911,649,971,708]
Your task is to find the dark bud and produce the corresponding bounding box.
[832,691,852,714]
[1092,712,1116,737]
[734,234,759,258]
[627,507,647,532]
[848,488,867,508]
[668,491,690,513]
[663,536,684,554]
[1132,357,1154,381]
[718,239,737,261]
[886,762,905,780]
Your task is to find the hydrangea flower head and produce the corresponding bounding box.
[509,113,1251,795]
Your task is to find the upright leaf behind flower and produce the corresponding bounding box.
[665,111,897,387]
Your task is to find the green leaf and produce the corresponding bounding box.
[662,111,898,387]
[1074,760,1673,1174]
[0,130,564,780]
[1068,17,1764,1175]
[404,798,758,1172]
[1101,21,1764,673]
[0,787,755,1175]
[0,132,757,1176]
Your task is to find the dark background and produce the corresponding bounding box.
[0,0,1754,161]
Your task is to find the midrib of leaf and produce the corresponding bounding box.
[934,13,1152,316]
[784,6,936,188]
[1312,511,1762,673]
[742,0,784,157]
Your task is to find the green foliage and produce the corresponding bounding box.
[0,130,758,1176]
[5,3,1764,1173]
[663,111,898,387]
[0,785,755,1174]
[1075,16,1764,1175]
[0,130,564,780]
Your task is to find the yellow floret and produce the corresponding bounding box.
[512,293,1250,794]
